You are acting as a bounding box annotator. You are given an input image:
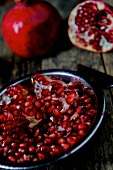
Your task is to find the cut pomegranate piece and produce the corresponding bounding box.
[68,0,113,52]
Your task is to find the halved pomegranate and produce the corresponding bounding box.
[68,0,113,52]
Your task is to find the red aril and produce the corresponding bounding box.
[68,0,113,52]
[1,0,62,58]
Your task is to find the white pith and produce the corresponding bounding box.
[68,0,113,52]
[0,94,11,105]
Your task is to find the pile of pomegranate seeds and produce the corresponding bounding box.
[0,74,98,163]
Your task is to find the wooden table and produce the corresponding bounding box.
[0,0,113,170]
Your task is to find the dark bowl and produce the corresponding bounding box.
[0,69,105,169]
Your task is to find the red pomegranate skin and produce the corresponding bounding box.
[1,1,62,58]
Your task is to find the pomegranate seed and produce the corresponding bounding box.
[66,97,74,104]
[49,126,55,133]
[18,156,25,163]
[36,112,42,119]
[0,147,3,152]
[63,115,69,121]
[36,135,42,142]
[57,87,64,94]
[35,101,41,108]
[53,108,61,117]
[51,146,62,155]
[9,104,16,111]
[73,124,78,131]
[80,115,89,123]
[78,129,86,136]
[85,121,91,126]
[51,99,59,105]
[26,95,32,101]
[87,109,97,117]
[29,146,35,153]
[3,145,10,153]
[86,103,92,109]
[6,136,12,143]
[34,129,40,137]
[42,89,50,95]
[44,101,50,107]
[13,134,19,139]
[76,118,81,124]
[67,136,78,146]
[25,101,32,109]
[41,106,46,112]
[11,142,18,148]
[66,126,72,133]
[3,125,12,131]
[78,124,87,130]
[18,148,26,154]
[67,108,74,115]
[8,148,16,155]
[38,153,45,160]
[61,143,70,150]
[75,106,83,115]
[50,116,58,124]
[49,133,57,140]
[44,138,53,144]
[0,114,6,122]
[8,156,16,162]
[45,95,52,101]
[84,98,91,103]
[15,152,21,157]
[58,138,66,144]
[36,145,41,152]
[7,113,13,120]
[48,105,55,113]
[19,143,27,148]
[41,145,51,152]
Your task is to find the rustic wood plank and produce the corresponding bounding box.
[42,46,104,72]
[102,53,113,76]
[102,52,113,101]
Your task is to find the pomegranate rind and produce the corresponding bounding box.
[68,0,113,53]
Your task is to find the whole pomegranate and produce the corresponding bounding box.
[1,0,62,58]
[68,0,113,53]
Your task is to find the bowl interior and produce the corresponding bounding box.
[0,69,105,169]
